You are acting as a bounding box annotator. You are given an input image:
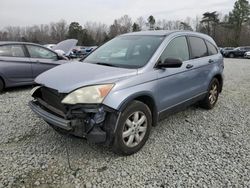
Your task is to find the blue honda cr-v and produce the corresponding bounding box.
[29,30,224,155]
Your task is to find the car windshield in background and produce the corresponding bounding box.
[84,35,165,68]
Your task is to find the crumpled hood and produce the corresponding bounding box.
[35,62,138,93]
[52,39,78,56]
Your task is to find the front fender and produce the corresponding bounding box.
[103,81,158,112]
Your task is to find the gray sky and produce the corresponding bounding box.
[0,0,235,28]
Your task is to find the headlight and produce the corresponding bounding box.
[61,84,114,104]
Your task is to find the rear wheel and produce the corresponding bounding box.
[112,101,152,155]
[0,79,4,93]
[229,53,234,58]
[200,78,220,109]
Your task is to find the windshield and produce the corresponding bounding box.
[84,35,165,68]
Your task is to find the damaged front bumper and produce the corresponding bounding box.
[29,99,119,144]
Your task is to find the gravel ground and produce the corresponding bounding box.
[0,58,249,188]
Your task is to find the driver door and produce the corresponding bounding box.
[26,45,60,78]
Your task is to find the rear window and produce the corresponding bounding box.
[206,41,218,55]
[0,45,25,57]
[189,37,208,59]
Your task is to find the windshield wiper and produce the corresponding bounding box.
[96,62,118,67]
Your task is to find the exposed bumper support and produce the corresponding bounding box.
[29,101,108,143]
[29,101,72,131]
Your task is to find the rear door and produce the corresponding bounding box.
[25,45,60,78]
[0,44,32,83]
[186,36,215,94]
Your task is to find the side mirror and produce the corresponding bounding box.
[158,58,183,68]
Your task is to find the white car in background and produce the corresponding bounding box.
[44,39,78,57]
[244,51,250,59]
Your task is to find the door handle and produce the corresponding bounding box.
[36,60,41,64]
[208,59,214,63]
[186,64,194,69]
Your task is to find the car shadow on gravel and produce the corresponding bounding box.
[1,85,33,94]
[36,104,203,163]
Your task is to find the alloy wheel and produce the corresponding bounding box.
[122,111,147,148]
[209,83,218,105]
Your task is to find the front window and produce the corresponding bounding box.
[27,45,58,60]
[84,35,165,68]
[160,36,190,62]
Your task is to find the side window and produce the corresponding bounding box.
[27,45,57,60]
[161,36,189,62]
[0,45,25,57]
[189,37,208,59]
[206,41,218,55]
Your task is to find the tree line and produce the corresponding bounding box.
[0,0,249,47]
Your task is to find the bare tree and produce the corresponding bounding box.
[109,15,132,38]
[136,17,146,30]
[118,15,132,33]
[50,20,68,42]
[84,22,108,45]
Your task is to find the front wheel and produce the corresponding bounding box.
[200,78,220,110]
[112,101,152,155]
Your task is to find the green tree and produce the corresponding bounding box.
[81,29,95,46]
[229,0,250,46]
[68,22,83,41]
[201,11,219,37]
[132,23,140,32]
[147,15,156,30]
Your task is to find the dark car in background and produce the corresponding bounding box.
[220,47,234,55]
[0,41,69,92]
[222,46,250,58]
[70,46,98,58]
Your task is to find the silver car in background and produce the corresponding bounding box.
[244,51,250,58]
[0,40,76,92]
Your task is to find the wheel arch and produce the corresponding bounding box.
[118,92,158,126]
[213,74,223,93]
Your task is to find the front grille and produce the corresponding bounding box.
[39,87,66,113]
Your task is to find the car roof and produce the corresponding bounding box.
[120,30,216,45]
[121,30,207,37]
[0,41,43,46]
[121,30,179,36]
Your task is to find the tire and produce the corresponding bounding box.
[229,53,234,58]
[112,101,152,155]
[200,78,220,110]
[0,79,4,93]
